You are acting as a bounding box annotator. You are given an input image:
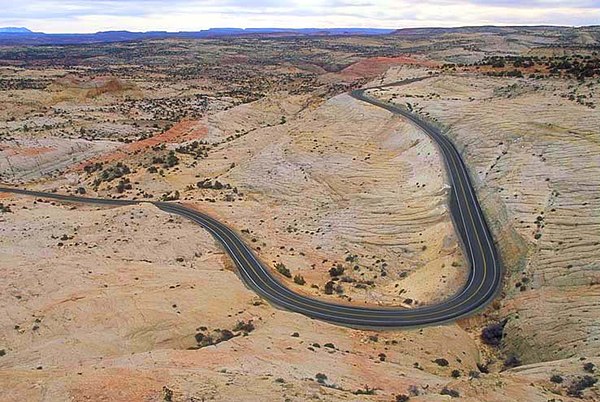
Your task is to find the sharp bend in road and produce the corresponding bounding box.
[0,79,502,328]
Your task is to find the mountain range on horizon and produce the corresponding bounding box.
[0,24,597,46]
[0,27,34,33]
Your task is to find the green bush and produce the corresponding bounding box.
[275,263,291,278]
[293,274,306,285]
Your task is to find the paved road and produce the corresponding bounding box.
[0,81,501,328]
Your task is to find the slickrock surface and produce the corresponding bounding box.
[2,29,600,401]
[44,90,466,307]
[2,196,596,401]
[368,69,600,366]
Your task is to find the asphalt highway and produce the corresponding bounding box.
[0,81,502,328]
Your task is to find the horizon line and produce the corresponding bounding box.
[1,24,598,36]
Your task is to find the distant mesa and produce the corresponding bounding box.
[0,27,33,33]
[0,27,395,45]
[392,25,571,36]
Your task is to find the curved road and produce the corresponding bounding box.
[0,81,501,328]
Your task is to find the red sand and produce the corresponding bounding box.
[3,146,54,158]
[74,120,208,169]
[340,56,440,79]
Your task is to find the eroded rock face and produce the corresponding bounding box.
[368,70,600,364]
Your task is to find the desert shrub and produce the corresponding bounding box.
[451,369,461,378]
[275,263,291,278]
[550,374,564,384]
[0,203,12,213]
[324,281,335,294]
[162,386,174,402]
[315,373,328,383]
[165,150,179,167]
[440,387,460,398]
[433,358,449,367]
[196,333,214,347]
[345,254,357,263]
[233,320,255,333]
[293,274,306,285]
[503,355,521,369]
[95,162,130,185]
[161,190,179,201]
[353,385,375,395]
[481,321,506,346]
[217,329,234,342]
[395,395,410,402]
[329,264,345,277]
[116,178,132,193]
[83,162,103,174]
[583,362,596,373]
[567,375,598,397]
[477,363,489,373]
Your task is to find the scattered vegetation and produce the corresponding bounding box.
[567,375,598,397]
[191,321,254,349]
[91,162,131,187]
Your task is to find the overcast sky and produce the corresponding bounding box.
[1,0,599,33]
